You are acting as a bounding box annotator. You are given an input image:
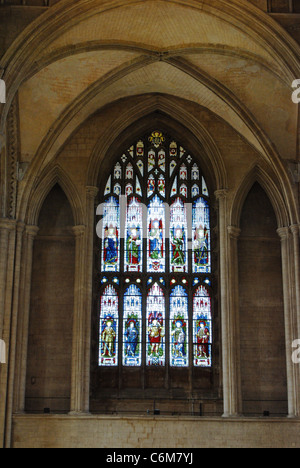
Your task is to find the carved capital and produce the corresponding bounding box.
[0,217,16,232]
[214,189,228,200]
[86,186,99,200]
[25,225,39,239]
[72,224,86,238]
[227,225,241,239]
[277,226,290,241]
[290,224,300,236]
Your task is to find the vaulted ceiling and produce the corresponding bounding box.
[1,0,299,183]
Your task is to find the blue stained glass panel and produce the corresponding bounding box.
[123,285,142,367]
[125,197,143,272]
[101,196,120,273]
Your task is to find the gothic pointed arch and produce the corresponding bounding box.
[26,164,84,227]
[231,164,291,230]
[87,95,227,192]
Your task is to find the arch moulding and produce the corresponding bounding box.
[86,94,228,193]
[25,164,84,227]
[230,164,291,230]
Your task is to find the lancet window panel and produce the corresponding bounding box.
[123,284,142,367]
[99,284,119,367]
[98,130,213,370]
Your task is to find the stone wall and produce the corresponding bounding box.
[239,184,288,416]
[11,414,300,448]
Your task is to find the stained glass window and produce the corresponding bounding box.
[99,285,119,366]
[98,130,213,370]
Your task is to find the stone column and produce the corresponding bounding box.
[290,224,300,338]
[215,190,240,417]
[70,224,86,415]
[83,186,98,413]
[0,218,16,448]
[277,226,299,417]
[15,225,39,414]
[0,218,16,338]
[227,225,242,416]
[6,221,25,414]
[69,186,98,414]
[289,224,300,417]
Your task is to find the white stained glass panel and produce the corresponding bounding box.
[125,197,143,272]
[192,198,211,273]
[101,196,120,273]
[170,198,188,273]
[147,195,165,273]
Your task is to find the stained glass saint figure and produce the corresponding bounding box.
[170,286,189,367]
[126,227,142,269]
[148,196,165,272]
[102,197,120,273]
[193,286,212,367]
[125,197,143,272]
[170,198,187,272]
[158,175,166,197]
[123,285,142,366]
[103,226,118,269]
[99,285,118,366]
[192,198,211,273]
[147,283,165,366]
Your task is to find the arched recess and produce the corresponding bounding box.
[25,164,84,227]
[231,164,291,230]
[25,184,76,413]
[237,180,288,416]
